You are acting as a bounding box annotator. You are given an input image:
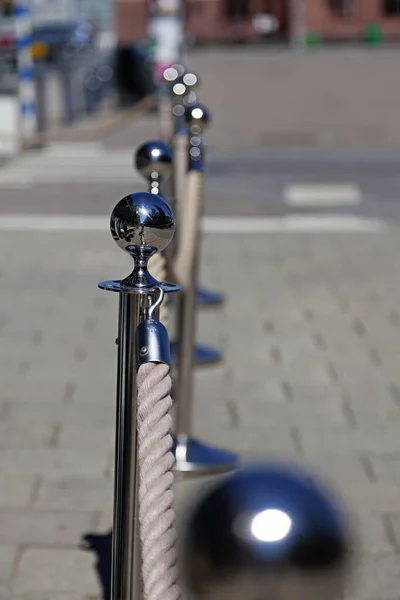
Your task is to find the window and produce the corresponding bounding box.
[224,0,249,20]
[328,0,354,18]
[384,0,400,15]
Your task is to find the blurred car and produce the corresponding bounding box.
[31,20,97,63]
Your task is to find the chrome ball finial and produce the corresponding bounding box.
[135,140,173,182]
[110,192,175,256]
[99,191,179,292]
[162,63,185,84]
[183,463,353,600]
[185,103,210,130]
[179,71,199,89]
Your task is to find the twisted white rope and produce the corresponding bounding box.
[172,133,189,233]
[137,362,180,600]
[174,170,203,289]
[148,253,169,327]
[158,95,174,143]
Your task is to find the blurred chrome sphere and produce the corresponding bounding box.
[178,71,199,88]
[163,64,185,84]
[185,103,210,129]
[183,463,352,600]
[110,192,175,255]
[135,140,172,181]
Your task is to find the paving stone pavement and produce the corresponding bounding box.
[0,226,400,598]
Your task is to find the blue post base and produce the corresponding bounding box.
[170,341,223,366]
[196,286,225,306]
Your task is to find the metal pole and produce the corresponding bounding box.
[168,71,225,307]
[172,123,188,238]
[99,191,179,600]
[174,211,198,440]
[111,292,146,600]
[172,105,237,475]
[175,114,205,438]
[289,0,306,49]
[15,1,37,148]
[134,140,177,269]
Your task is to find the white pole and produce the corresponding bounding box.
[15,1,37,147]
[289,0,306,49]
[148,0,184,84]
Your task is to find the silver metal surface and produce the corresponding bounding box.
[107,192,179,292]
[172,119,237,474]
[185,102,210,131]
[173,435,238,475]
[111,292,144,600]
[181,72,198,88]
[99,191,180,600]
[134,140,173,189]
[135,288,171,368]
[133,142,177,266]
[163,64,185,84]
[183,464,353,600]
[110,192,175,256]
[185,103,210,168]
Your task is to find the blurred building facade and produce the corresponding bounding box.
[115,0,400,44]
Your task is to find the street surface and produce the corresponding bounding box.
[0,47,400,599]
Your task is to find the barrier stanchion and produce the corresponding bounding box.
[134,140,176,267]
[182,463,355,600]
[134,140,174,329]
[133,139,223,367]
[158,64,185,144]
[166,68,225,308]
[99,192,180,600]
[172,104,237,474]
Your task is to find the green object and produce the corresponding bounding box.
[147,36,157,60]
[364,23,384,45]
[304,31,321,48]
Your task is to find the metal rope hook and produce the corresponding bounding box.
[99,191,180,600]
[136,287,170,368]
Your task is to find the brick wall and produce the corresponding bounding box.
[115,0,400,45]
[306,0,400,39]
[115,0,148,42]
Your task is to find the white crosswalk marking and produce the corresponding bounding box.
[0,142,142,187]
[284,183,362,207]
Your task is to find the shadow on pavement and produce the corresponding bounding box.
[81,530,112,600]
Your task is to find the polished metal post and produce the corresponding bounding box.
[133,139,223,367]
[168,68,225,308]
[134,140,176,285]
[134,139,173,201]
[159,64,186,144]
[99,191,180,600]
[173,104,237,474]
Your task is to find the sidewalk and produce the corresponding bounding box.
[37,47,400,151]
[0,224,400,598]
[1,47,400,598]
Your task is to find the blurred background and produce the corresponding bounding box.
[1,1,400,599]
